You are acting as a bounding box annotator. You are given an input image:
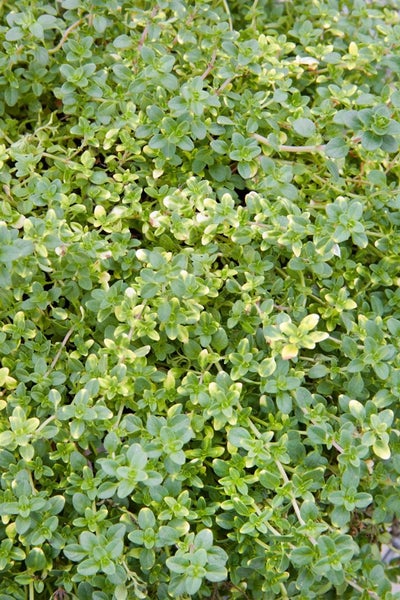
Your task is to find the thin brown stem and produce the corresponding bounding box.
[45,326,75,376]
[41,152,72,165]
[221,0,233,30]
[138,7,159,51]
[216,76,235,95]
[201,49,217,80]
[171,11,197,46]
[48,19,83,54]
[37,415,56,434]
[331,439,345,453]
[275,459,315,537]
[253,132,326,154]
[345,578,380,600]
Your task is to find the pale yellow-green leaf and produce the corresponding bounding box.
[281,344,298,360]
[373,440,391,460]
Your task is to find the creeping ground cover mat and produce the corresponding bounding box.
[0,0,400,598]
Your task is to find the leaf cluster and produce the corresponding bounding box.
[1,0,400,599]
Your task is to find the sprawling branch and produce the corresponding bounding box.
[48,19,84,54]
[252,132,327,154]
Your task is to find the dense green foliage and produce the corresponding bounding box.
[1,0,400,598]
